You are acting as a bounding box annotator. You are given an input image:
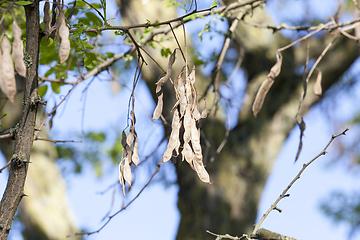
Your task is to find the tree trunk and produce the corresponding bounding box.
[0,2,80,239]
[0,1,41,238]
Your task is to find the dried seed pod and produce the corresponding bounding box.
[121,130,133,161]
[182,142,195,169]
[153,85,163,120]
[252,78,274,118]
[119,161,126,196]
[183,106,192,145]
[193,158,210,183]
[294,118,306,163]
[200,108,208,119]
[58,16,70,64]
[12,21,26,77]
[1,35,16,103]
[162,108,181,162]
[126,131,134,146]
[123,156,132,186]
[252,53,283,117]
[190,117,202,161]
[268,54,282,79]
[44,0,52,39]
[313,71,322,96]
[176,71,187,117]
[132,134,139,166]
[192,100,201,121]
[156,49,176,86]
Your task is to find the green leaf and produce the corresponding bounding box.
[78,51,85,58]
[0,113,7,120]
[86,132,106,142]
[19,21,26,29]
[161,47,172,57]
[38,85,48,98]
[51,82,61,94]
[94,161,102,177]
[85,12,103,27]
[84,52,97,65]
[211,0,217,8]
[15,1,32,5]
[45,68,55,77]
[85,32,97,37]
[75,0,86,8]
[92,3,102,9]
[83,42,94,50]
[106,52,114,58]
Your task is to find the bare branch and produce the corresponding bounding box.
[252,128,349,234]
[0,161,11,173]
[34,137,82,143]
[206,230,250,240]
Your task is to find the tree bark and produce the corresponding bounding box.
[0,1,40,238]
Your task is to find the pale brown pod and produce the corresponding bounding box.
[58,16,70,64]
[1,35,16,103]
[192,100,201,121]
[132,135,139,166]
[12,21,26,77]
[155,49,176,86]
[44,0,52,39]
[123,156,132,186]
[182,142,195,169]
[252,54,283,117]
[152,85,163,120]
[183,105,192,145]
[119,162,126,196]
[252,78,274,118]
[193,157,210,183]
[162,108,181,162]
[268,54,283,79]
[176,71,187,117]
[313,71,322,96]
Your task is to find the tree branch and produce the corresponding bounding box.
[0,0,41,238]
[252,128,350,234]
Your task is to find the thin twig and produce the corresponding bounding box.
[0,161,11,173]
[252,128,349,234]
[81,1,265,82]
[224,46,244,86]
[206,230,249,240]
[296,36,337,118]
[169,23,185,62]
[38,76,75,86]
[277,22,332,52]
[81,0,105,21]
[34,137,82,143]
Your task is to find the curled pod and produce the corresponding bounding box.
[58,16,70,64]
[43,0,52,39]
[1,35,16,103]
[12,21,26,77]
